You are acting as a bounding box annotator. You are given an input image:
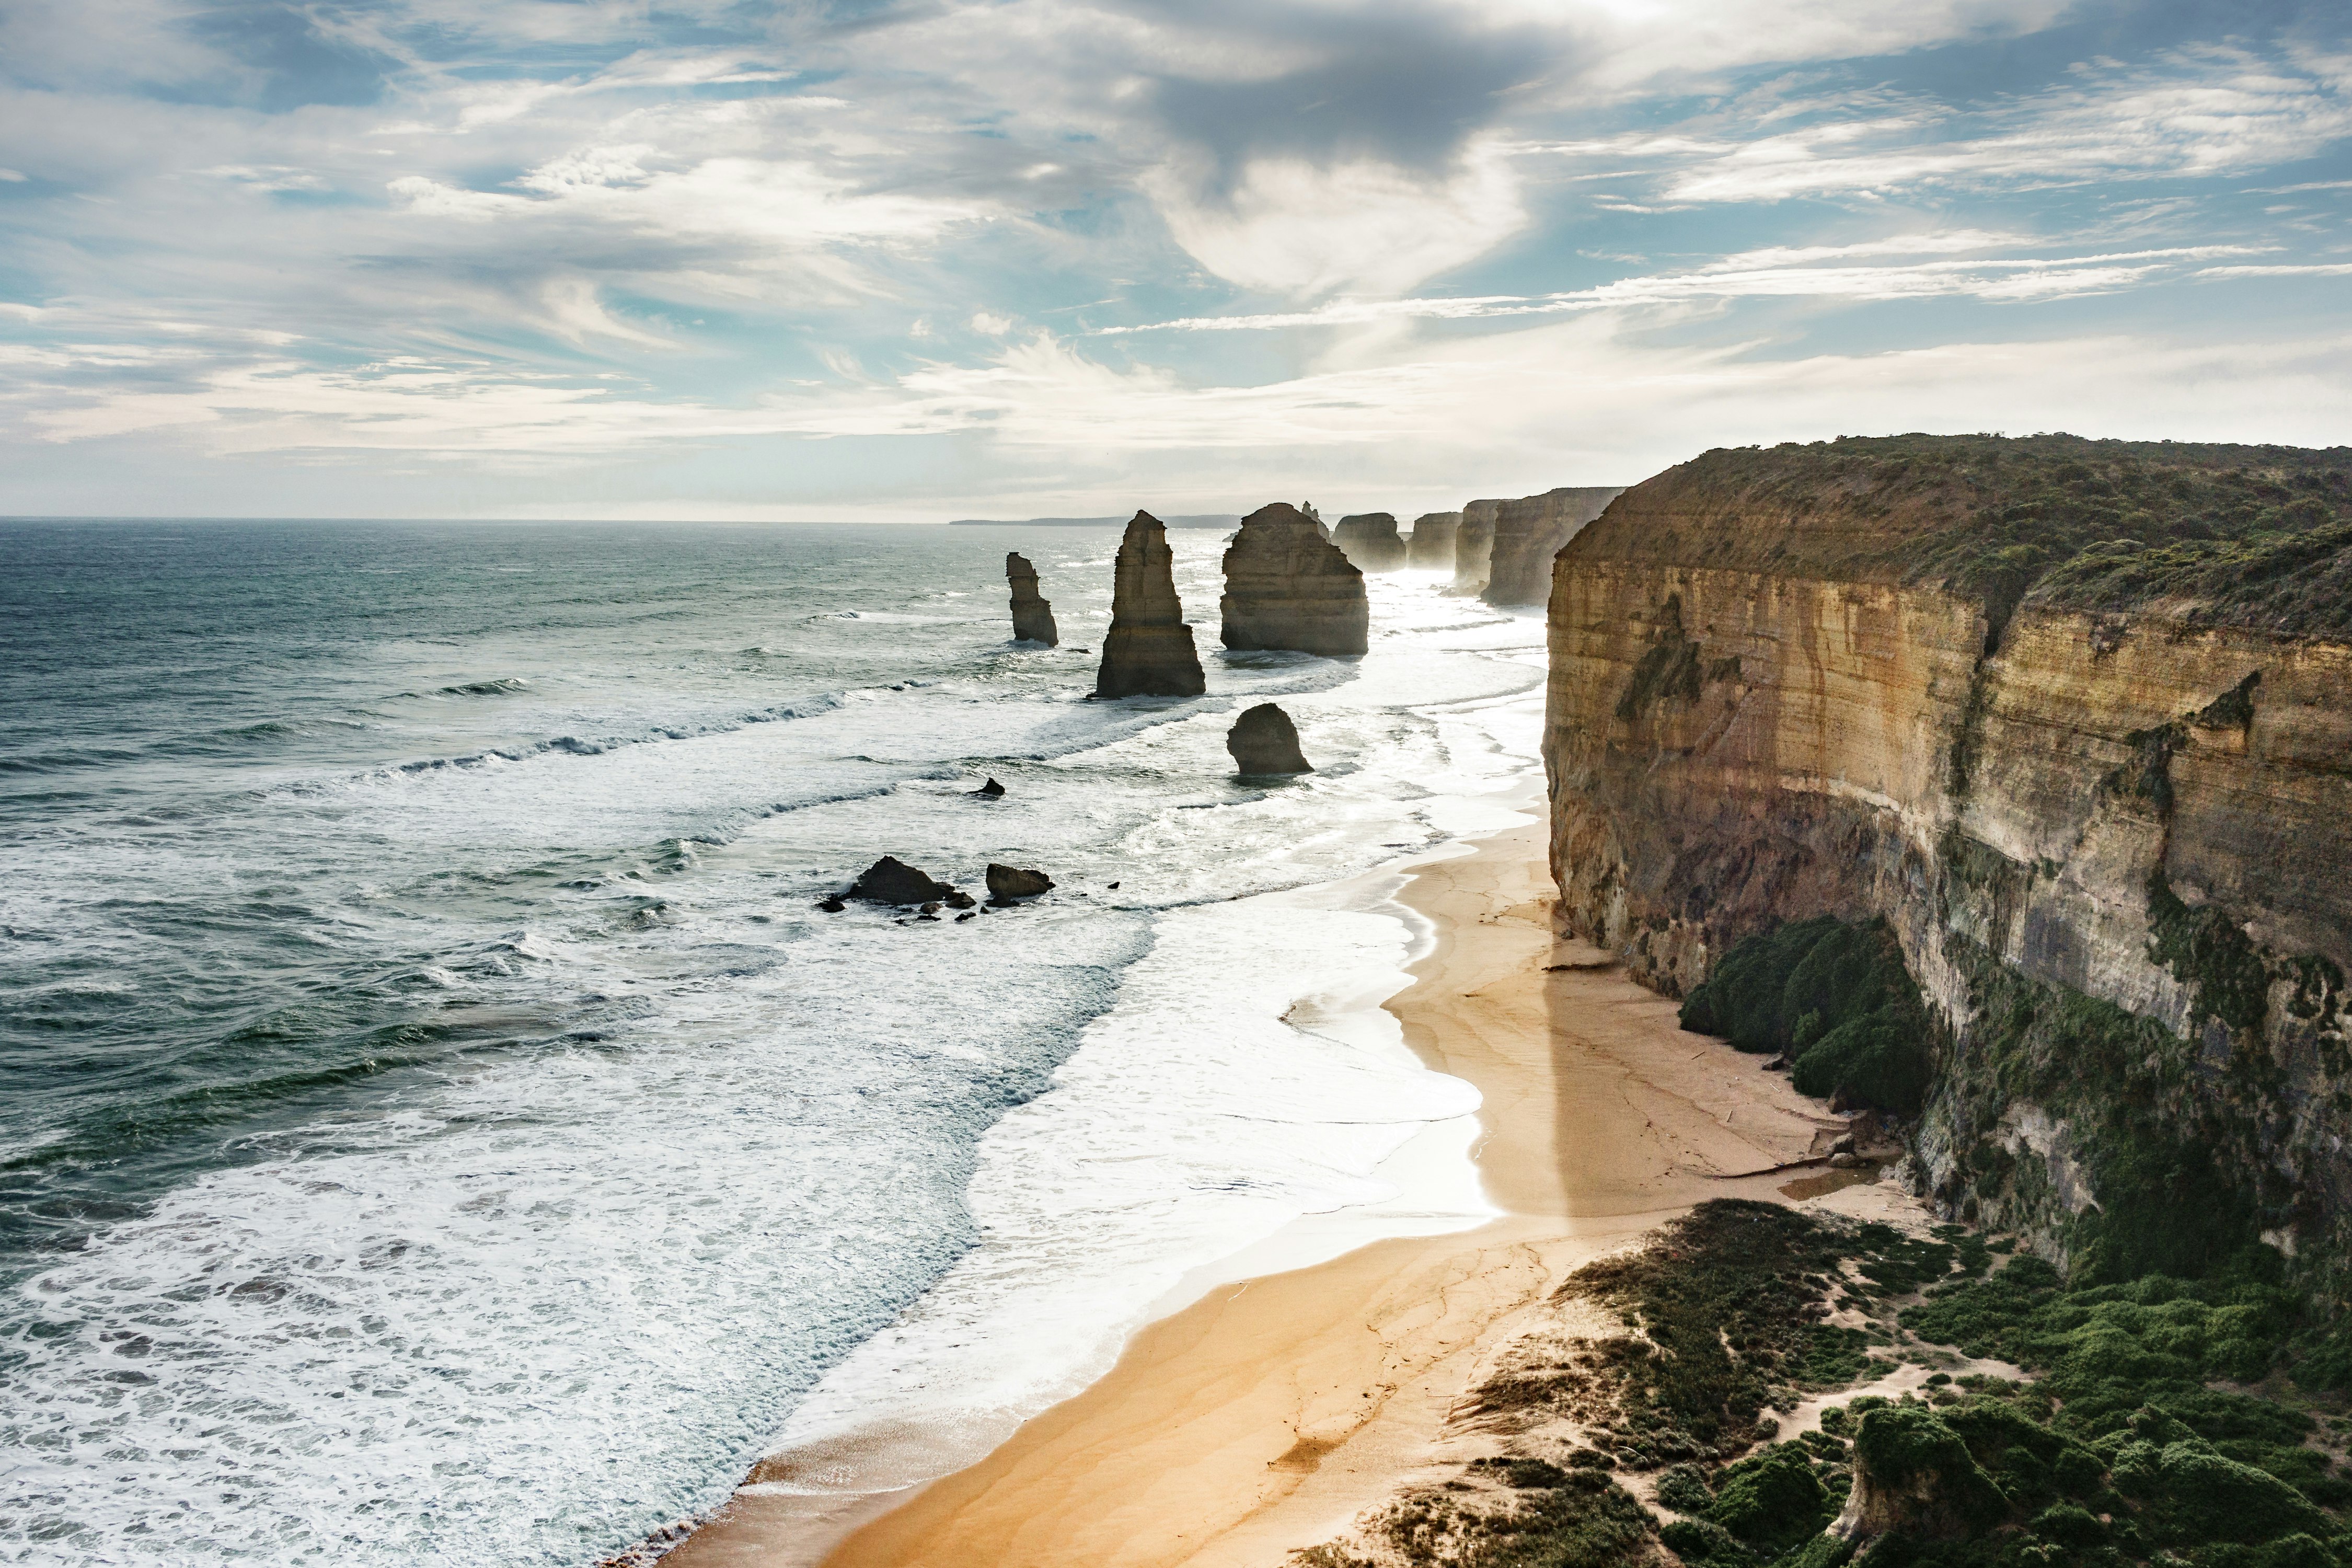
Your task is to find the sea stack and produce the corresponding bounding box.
[1482,486,1623,606]
[1451,499,1503,595]
[1331,513,1408,571]
[1005,552,1058,645]
[1093,511,1206,698]
[1219,502,1368,656]
[1226,702,1312,775]
[1407,512,1460,570]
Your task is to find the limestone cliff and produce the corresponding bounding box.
[1408,512,1459,570]
[1094,510,1205,698]
[1483,486,1623,606]
[1005,551,1058,645]
[1220,502,1369,657]
[1451,500,1502,595]
[1332,512,1408,571]
[1544,435,2352,1279]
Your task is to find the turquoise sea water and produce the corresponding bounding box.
[0,519,1544,1565]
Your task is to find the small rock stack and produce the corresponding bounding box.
[1219,502,1368,657]
[1407,512,1460,570]
[1227,702,1312,775]
[1094,510,1206,698]
[1331,513,1408,571]
[1005,551,1058,645]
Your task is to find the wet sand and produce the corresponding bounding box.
[671,822,1860,1567]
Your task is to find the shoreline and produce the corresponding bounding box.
[668,815,1915,1568]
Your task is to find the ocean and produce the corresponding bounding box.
[0,519,1546,1566]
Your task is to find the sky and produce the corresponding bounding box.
[1,0,2347,521]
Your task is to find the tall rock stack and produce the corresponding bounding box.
[1451,499,1503,595]
[1482,486,1624,606]
[1005,551,1059,645]
[1093,511,1206,698]
[1331,513,1408,571]
[1407,512,1460,570]
[1219,502,1369,657]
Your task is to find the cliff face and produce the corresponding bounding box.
[1221,502,1369,656]
[1408,512,1459,570]
[1483,486,1623,607]
[1451,499,1502,595]
[1544,435,2352,1279]
[1094,510,1206,698]
[1332,512,1408,571]
[1005,551,1058,645]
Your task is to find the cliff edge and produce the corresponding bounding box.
[1545,434,2352,1279]
[1483,485,1622,606]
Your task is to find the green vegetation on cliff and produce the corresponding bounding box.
[1678,917,1937,1116]
[1649,434,2352,639]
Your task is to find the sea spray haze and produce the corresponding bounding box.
[0,518,1541,1565]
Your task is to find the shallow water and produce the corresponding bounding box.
[0,520,1544,1565]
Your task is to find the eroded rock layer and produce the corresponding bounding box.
[1094,510,1205,698]
[1332,512,1408,571]
[1482,486,1623,606]
[1220,502,1369,656]
[1408,511,1460,570]
[1544,434,2352,1279]
[1451,499,1502,595]
[1005,551,1058,645]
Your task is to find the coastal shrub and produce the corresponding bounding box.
[1677,917,1935,1115]
[1359,1467,1659,1568]
[1705,1445,1835,1554]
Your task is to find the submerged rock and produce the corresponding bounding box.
[1006,551,1059,645]
[848,856,955,904]
[1408,511,1460,570]
[1483,486,1623,606]
[815,896,848,913]
[987,863,1054,900]
[1451,499,1503,595]
[1332,512,1408,571]
[1219,502,1368,656]
[1227,702,1312,775]
[1094,511,1206,698]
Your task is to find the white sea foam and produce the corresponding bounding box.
[0,543,1550,1568]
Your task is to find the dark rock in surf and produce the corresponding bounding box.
[971,777,1006,798]
[1331,513,1408,572]
[944,890,976,909]
[816,896,848,913]
[849,856,956,904]
[1006,552,1059,645]
[987,863,1054,901]
[1094,511,1206,698]
[1227,702,1312,775]
[1219,503,1368,656]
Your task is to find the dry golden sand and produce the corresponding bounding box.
[669,824,1900,1568]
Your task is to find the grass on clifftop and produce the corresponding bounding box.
[1663,434,2352,639]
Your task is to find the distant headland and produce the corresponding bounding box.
[947,514,1240,528]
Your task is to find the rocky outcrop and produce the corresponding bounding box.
[1544,434,2352,1281]
[1408,512,1460,570]
[1094,510,1206,698]
[1451,499,1502,595]
[848,857,955,904]
[1006,552,1058,645]
[987,863,1053,900]
[1482,486,1622,606]
[1227,702,1312,775]
[1332,513,1408,571]
[1220,503,1369,656]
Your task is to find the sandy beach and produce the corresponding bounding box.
[668,819,1907,1568]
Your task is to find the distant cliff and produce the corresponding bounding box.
[1544,435,2352,1280]
[1483,486,1622,606]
